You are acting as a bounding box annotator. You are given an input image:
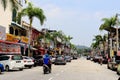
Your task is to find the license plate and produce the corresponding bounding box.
[16,61,21,63]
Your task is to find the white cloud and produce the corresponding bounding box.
[41,4,62,18]
[41,3,79,20]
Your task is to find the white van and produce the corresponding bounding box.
[0,55,24,71]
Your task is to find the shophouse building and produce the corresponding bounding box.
[0,0,29,55]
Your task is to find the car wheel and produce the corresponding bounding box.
[0,69,1,74]
[107,63,110,69]
[117,71,120,75]
[19,68,23,71]
[28,66,32,69]
[54,63,57,65]
[5,66,9,72]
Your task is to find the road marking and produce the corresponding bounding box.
[48,77,53,80]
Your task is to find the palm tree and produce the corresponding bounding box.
[91,42,98,49]
[99,16,118,58]
[96,35,107,54]
[99,16,117,31]
[17,2,46,25]
[0,0,24,11]
[92,35,105,55]
[99,16,117,43]
[17,2,46,56]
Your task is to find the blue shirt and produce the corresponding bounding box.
[43,54,50,65]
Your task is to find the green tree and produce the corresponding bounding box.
[92,34,107,56]
[99,16,117,31]
[17,2,46,40]
[17,2,46,25]
[17,2,46,56]
[99,15,118,58]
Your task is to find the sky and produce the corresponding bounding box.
[23,0,120,47]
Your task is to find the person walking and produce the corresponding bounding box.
[99,55,103,65]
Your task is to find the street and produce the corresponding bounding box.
[0,57,119,80]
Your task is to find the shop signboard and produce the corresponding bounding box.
[21,36,29,43]
[6,33,14,42]
[0,25,6,40]
[0,40,21,54]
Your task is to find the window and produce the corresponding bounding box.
[15,29,18,36]
[12,9,17,22]
[12,55,23,60]
[0,56,10,61]
[21,30,26,36]
[10,27,14,34]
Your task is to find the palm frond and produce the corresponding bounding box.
[34,8,46,25]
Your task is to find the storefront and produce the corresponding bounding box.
[0,40,21,55]
[6,33,29,56]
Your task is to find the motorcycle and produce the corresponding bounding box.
[43,64,51,74]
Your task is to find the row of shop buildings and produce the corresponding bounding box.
[0,0,75,57]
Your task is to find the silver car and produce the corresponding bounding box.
[54,55,66,65]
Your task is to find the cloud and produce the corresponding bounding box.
[41,4,62,18]
[41,3,80,20]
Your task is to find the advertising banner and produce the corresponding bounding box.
[21,36,29,43]
[0,40,21,54]
[6,33,14,41]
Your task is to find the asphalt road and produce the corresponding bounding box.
[0,57,119,80]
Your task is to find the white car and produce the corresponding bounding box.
[23,56,34,68]
[51,56,56,64]
[0,55,24,71]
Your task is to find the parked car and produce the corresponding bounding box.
[93,55,100,63]
[23,56,34,68]
[72,55,77,60]
[64,56,71,62]
[54,55,66,65]
[0,55,24,71]
[102,57,108,64]
[117,63,120,75]
[107,60,117,70]
[33,55,43,66]
[0,63,4,74]
[51,56,56,64]
[86,55,91,60]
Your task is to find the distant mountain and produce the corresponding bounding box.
[76,45,90,49]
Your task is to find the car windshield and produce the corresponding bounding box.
[12,55,23,60]
[65,56,70,58]
[34,55,43,59]
[57,56,64,59]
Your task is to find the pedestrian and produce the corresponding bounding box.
[99,55,103,65]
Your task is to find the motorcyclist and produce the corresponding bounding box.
[43,50,52,73]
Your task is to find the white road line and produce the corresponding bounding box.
[48,77,53,80]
